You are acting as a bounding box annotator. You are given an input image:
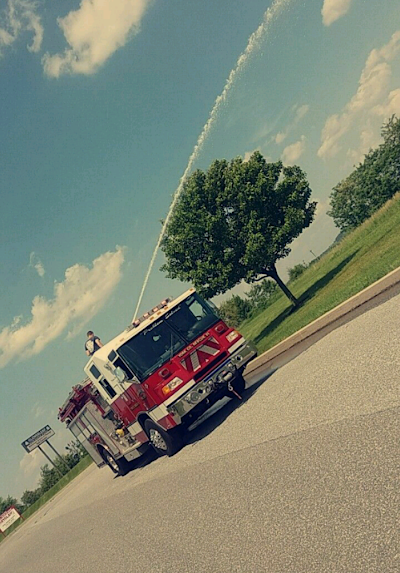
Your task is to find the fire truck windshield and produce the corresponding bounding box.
[165,294,218,342]
[118,320,185,381]
[118,294,219,381]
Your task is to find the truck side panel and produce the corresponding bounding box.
[68,417,104,467]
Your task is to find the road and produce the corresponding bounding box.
[1,293,399,573]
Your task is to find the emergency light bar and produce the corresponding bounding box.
[127,298,172,331]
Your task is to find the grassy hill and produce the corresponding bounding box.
[240,193,400,354]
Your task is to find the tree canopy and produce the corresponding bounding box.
[329,116,400,232]
[0,495,23,515]
[161,151,316,305]
[20,488,42,509]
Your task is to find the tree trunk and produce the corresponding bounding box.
[265,263,299,307]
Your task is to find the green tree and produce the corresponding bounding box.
[0,495,23,515]
[328,172,367,231]
[246,279,277,311]
[329,116,400,231]
[218,295,252,328]
[38,464,62,494]
[161,152,316,306]
[21,488,42,509]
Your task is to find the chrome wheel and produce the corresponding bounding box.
[105,452,120,473]
[149,429,168,451]
[144,419,183,457]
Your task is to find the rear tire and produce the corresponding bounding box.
[102,449,129,476]
[144,420,183,457]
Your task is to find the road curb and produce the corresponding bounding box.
[245,265,400,377]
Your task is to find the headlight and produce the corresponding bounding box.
[227,330,239,342]
[162,377,183,395]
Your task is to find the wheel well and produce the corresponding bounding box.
[137,413,151,431]
[96,445,108,461]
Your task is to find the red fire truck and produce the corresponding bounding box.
[59,288,257,475]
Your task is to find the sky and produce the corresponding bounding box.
[0,0,399,498]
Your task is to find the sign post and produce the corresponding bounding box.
[21,425,68,477]
[37,444,64,478]
[46,440,71,473]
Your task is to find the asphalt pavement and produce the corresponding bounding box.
[1,293,399,573]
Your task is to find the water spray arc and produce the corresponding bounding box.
[133,0,293,321]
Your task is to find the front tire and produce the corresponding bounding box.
[102,449,129,476]
[144,420,183,457]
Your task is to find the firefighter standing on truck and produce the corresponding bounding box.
[85,331,103,356]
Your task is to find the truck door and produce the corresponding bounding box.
[104,358,155,422]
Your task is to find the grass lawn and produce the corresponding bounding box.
[240,193,400,354]
[1,456,93,541]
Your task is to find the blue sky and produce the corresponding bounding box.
[1,0,399,497]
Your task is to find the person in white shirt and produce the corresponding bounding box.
[85,331,103,356]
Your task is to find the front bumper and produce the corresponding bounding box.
[167,339,257,420]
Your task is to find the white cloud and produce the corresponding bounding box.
[318,31,400,159]
[43,0,152,77]
[322,0,353,27]
[243,150,255,162]
[0,0,43,56]
[372,88,400,118]
[346,88,400,164]
[282,135,306,164]
[20,448,42,477]
[0,247,125,369]
[274,104,309,144]
[346,120,380,165]
[275,131,286,145]
[29,252,45,277]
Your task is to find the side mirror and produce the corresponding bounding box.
[114,367,128,383]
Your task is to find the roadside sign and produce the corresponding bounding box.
[21,425,55,453]
[0,506,21,533]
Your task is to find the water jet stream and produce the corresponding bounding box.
[133,0,293,321]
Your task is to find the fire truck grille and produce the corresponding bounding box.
[192,352,228,381]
